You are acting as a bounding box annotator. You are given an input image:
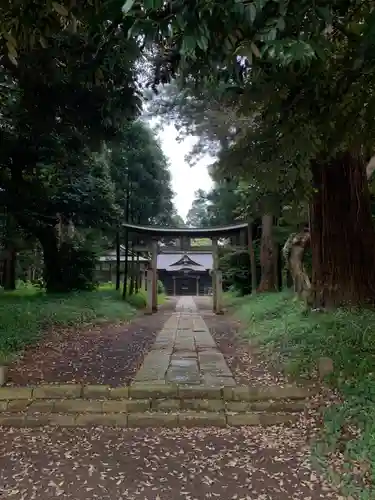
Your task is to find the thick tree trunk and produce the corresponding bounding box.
[257,214,277,292]
[3,247,16,290]
[38,227,65,293]
[2,213,16,290]
[247,221,257,294]
[310,152,375,307]
[283,232,311,299]
[276,243,283,291]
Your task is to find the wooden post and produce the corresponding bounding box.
[151,240,158,312]
[216,270,224,314]
[196,275,200,296]
[173,276,176,296]
[212,237,218,312]
[145,270,153,314]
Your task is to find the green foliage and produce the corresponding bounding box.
[228,292,375,497]
[186,189,211,227]
[157,279,165,294]
[186,181,244,228]
[126,0,329,86]
[220,249,260,295]
[0,287,137,355]
[58,241,98,292]
[110,120,175,226]
[126,289,147,309]
[0,2,182,298]
[124,287,166,308]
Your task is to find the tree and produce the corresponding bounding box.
[108,119,176,296]
[0,11,141,292]
[129,0,375,307]
[186,190,211,227]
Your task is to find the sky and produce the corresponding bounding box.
[157,124,213,221]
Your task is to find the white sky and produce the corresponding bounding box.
[157,124,213,220]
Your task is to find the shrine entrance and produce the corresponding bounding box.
[123,222,249,314]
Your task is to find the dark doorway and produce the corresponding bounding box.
[176,276,196,295]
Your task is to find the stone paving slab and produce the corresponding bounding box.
[202,375,237,386]
[132,296,236,387]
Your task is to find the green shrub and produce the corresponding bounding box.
[58,241,98,291]
[220,250,260,295]
[157,280,165,294]
[127,290,147,309]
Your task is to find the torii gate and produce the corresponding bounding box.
[122,222,249,315]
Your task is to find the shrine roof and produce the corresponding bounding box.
[157,252,212,270]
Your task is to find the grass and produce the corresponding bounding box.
[225,290,375,499]
[0,282,164,359]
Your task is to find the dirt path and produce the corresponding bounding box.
[0,426,338,500]
[8,298,177,387]
[0,296,343,499]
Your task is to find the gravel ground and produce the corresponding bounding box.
[0,424,341,500]
[7,298,177,387]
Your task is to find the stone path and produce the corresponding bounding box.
[133,297,235,386]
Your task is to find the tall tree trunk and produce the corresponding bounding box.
[276,243,283,291]
[115,229,121,290]
[122,183,131,300]
[247,221,257,294]
[122,228,130,299]
[129,242,135,296]
[257,214,277,292]
[38,227,65,293]
[2,213,16,290]
[310,151,375,307]
[3,247,16,290]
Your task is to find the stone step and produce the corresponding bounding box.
[0,383,313,428]
[0,410,301,428]
[0,383,314,402]
[0,397,307,414]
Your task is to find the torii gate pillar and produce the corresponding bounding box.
[151,239,158,312]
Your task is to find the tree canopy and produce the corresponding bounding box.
[135,0,375,306]
[0,5,178,292]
